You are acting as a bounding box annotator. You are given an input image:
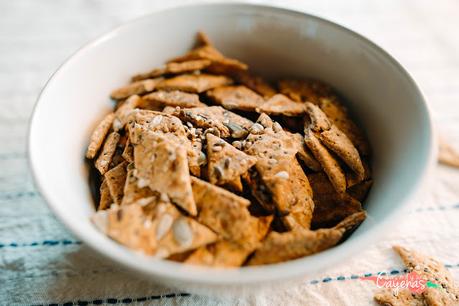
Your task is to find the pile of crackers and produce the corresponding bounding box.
[87,32,372,267]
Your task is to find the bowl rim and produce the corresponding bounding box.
[28,1,435,285]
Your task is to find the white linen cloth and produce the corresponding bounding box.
[1,0,459,305]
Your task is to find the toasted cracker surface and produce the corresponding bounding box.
[156,74,232,93]
[86,113,115,159]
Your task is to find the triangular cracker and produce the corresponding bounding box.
[309,172,363,228]
[207,85,264,111]
[278,79,334,104]
[289,132,321,171]
[256,94,306,116]
[304,129,347,193]
[394,246,459,305]
[320,125,365,180]
[248,227,344,265]
[319,97,370,156]
[243,117,314,229]
[133,132,197,216]
[191,177,262,245]
[92,200,217,257]
[156,74,232,93]
[206,133,256,188]
[98,179,113,210]
[104,161,128,205]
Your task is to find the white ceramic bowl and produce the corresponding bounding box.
[29,2,434,296]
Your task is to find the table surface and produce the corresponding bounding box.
[1,0,459,305]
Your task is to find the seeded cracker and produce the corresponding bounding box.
[133,132,197,216]
[142,90,206,108]
[347,179,373,202]
[248,228,344,265]
[244,115,315,229]
[207,85,264,112]
[374,289,426,306]
[92,200,216,257]
[278,79,334,104]
[113,95,142,131]
[110,78,163,100]
[394,246,459,305]
[121,138,134,163]
[98,179,113,210]
[206,133,257,188]
[304,129,347,193]
[235,71,277,98]
[175,106,254,139]
[257,94,306,116]
[121,167,155,206]
[319,97,370,156]
[191,177,264,247]
[86,113,115,159]
[132,59,212,81]
[309,172,363,228]
[127,110,201,175]
[289,132,321,171]
[156,74,232,93]
[104,161,128,205]
[95,132,121,175]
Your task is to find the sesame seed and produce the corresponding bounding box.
[275,171,289,179]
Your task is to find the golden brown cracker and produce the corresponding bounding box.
[309,172,362,229]
[257,94,306,117]
[95,131,121,175]
[86,113,115,159]
[185,240,253,267]
[121,138,134,163]
[244,118,314,229]
[104,161,128,205]
[112,95,142,131]
[248,227,343,265]
[438,137,459,168]
[320,125,365,180]
[305,102,332,132]
[110,78,163,100]
[191,177,259,244]
[278,79,334,104]
[393,246,459,305]
[207,85,264,112]
[156,74,232,93]
[374,289,426,306]
[133,132,197,216]
[132,59,212,81]
[143,90,206,108]
[304,129,347,193]
[319,97,370,156]
[289,132,321,171]
[98,179,113,211]
[235,71,277,98]
[206,133,257,187]
[121,167,155,206]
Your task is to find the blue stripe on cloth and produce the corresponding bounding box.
[307,265,459,285]
[0,240,81,248]
[30,293,191,305]
[0,191,38,201]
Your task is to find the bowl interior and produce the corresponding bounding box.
[29,3,432,289]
